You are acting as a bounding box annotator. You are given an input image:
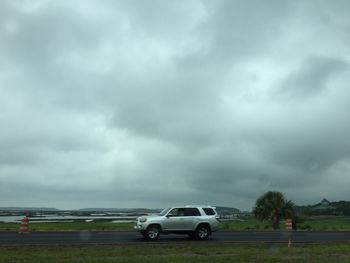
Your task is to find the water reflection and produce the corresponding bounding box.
[0,215,137,223]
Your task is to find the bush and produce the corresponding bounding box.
[221,222,230,230]
[300,224,312,230]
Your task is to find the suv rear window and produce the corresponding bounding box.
[203,208,216,215]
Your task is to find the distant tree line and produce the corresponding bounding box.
[295,201,350,216]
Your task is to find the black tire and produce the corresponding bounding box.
[144,225,160,241]
[195,224,210,240]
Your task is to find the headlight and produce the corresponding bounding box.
[139,218,147,223]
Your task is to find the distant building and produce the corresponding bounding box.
[320,198,330,206]
[312,198,336,214]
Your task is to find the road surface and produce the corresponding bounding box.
[1,231,349,246]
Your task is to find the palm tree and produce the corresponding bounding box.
[253,191,295,229]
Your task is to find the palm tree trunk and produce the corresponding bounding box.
[272,215,280,229]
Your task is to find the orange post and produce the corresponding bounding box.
[18,216,29,234]
[285,219,293,247]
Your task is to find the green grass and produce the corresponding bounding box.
[220,218,273,230]
[0,222,134,232]
[1,216,350,232]
[299,216,350,231]
[0,244,349,263]
[220,217,350,231]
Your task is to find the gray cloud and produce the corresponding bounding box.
[1,0,350,210]
[280,56,349,98]
[196,0,293,60]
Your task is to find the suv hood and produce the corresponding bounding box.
[137,215,163,221]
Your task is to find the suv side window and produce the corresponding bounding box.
[203,208,215,215]
[184,208,200,216]
[167,208,185,217]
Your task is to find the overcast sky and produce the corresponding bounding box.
[1,0,350,210]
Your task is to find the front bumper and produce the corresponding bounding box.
[134,222,146,231]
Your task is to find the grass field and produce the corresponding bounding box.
[220,216,350,231]
[299,217,350,231]
[1,216,349,232]
[0,222,134,232]
[0,243,349,263]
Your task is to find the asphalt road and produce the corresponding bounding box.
[1,231,350,246]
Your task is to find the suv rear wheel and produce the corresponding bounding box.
[195,224,210,240]
[144,225,160,241]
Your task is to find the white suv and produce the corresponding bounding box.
[134,205,220,241]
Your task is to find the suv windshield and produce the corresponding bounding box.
[159,207,171,216]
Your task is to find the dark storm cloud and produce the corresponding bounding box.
[196,0,293,60]
[1,0,350,210]
[1,2,105,71]
[280,56,350,98]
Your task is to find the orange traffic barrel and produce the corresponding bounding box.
[18,216,29,234]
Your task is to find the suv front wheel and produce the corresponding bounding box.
[144,225,160,241]
[195,224,210,240]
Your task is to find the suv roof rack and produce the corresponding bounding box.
[184,205,215,208]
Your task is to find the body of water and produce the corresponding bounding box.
[0,215,138,223]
